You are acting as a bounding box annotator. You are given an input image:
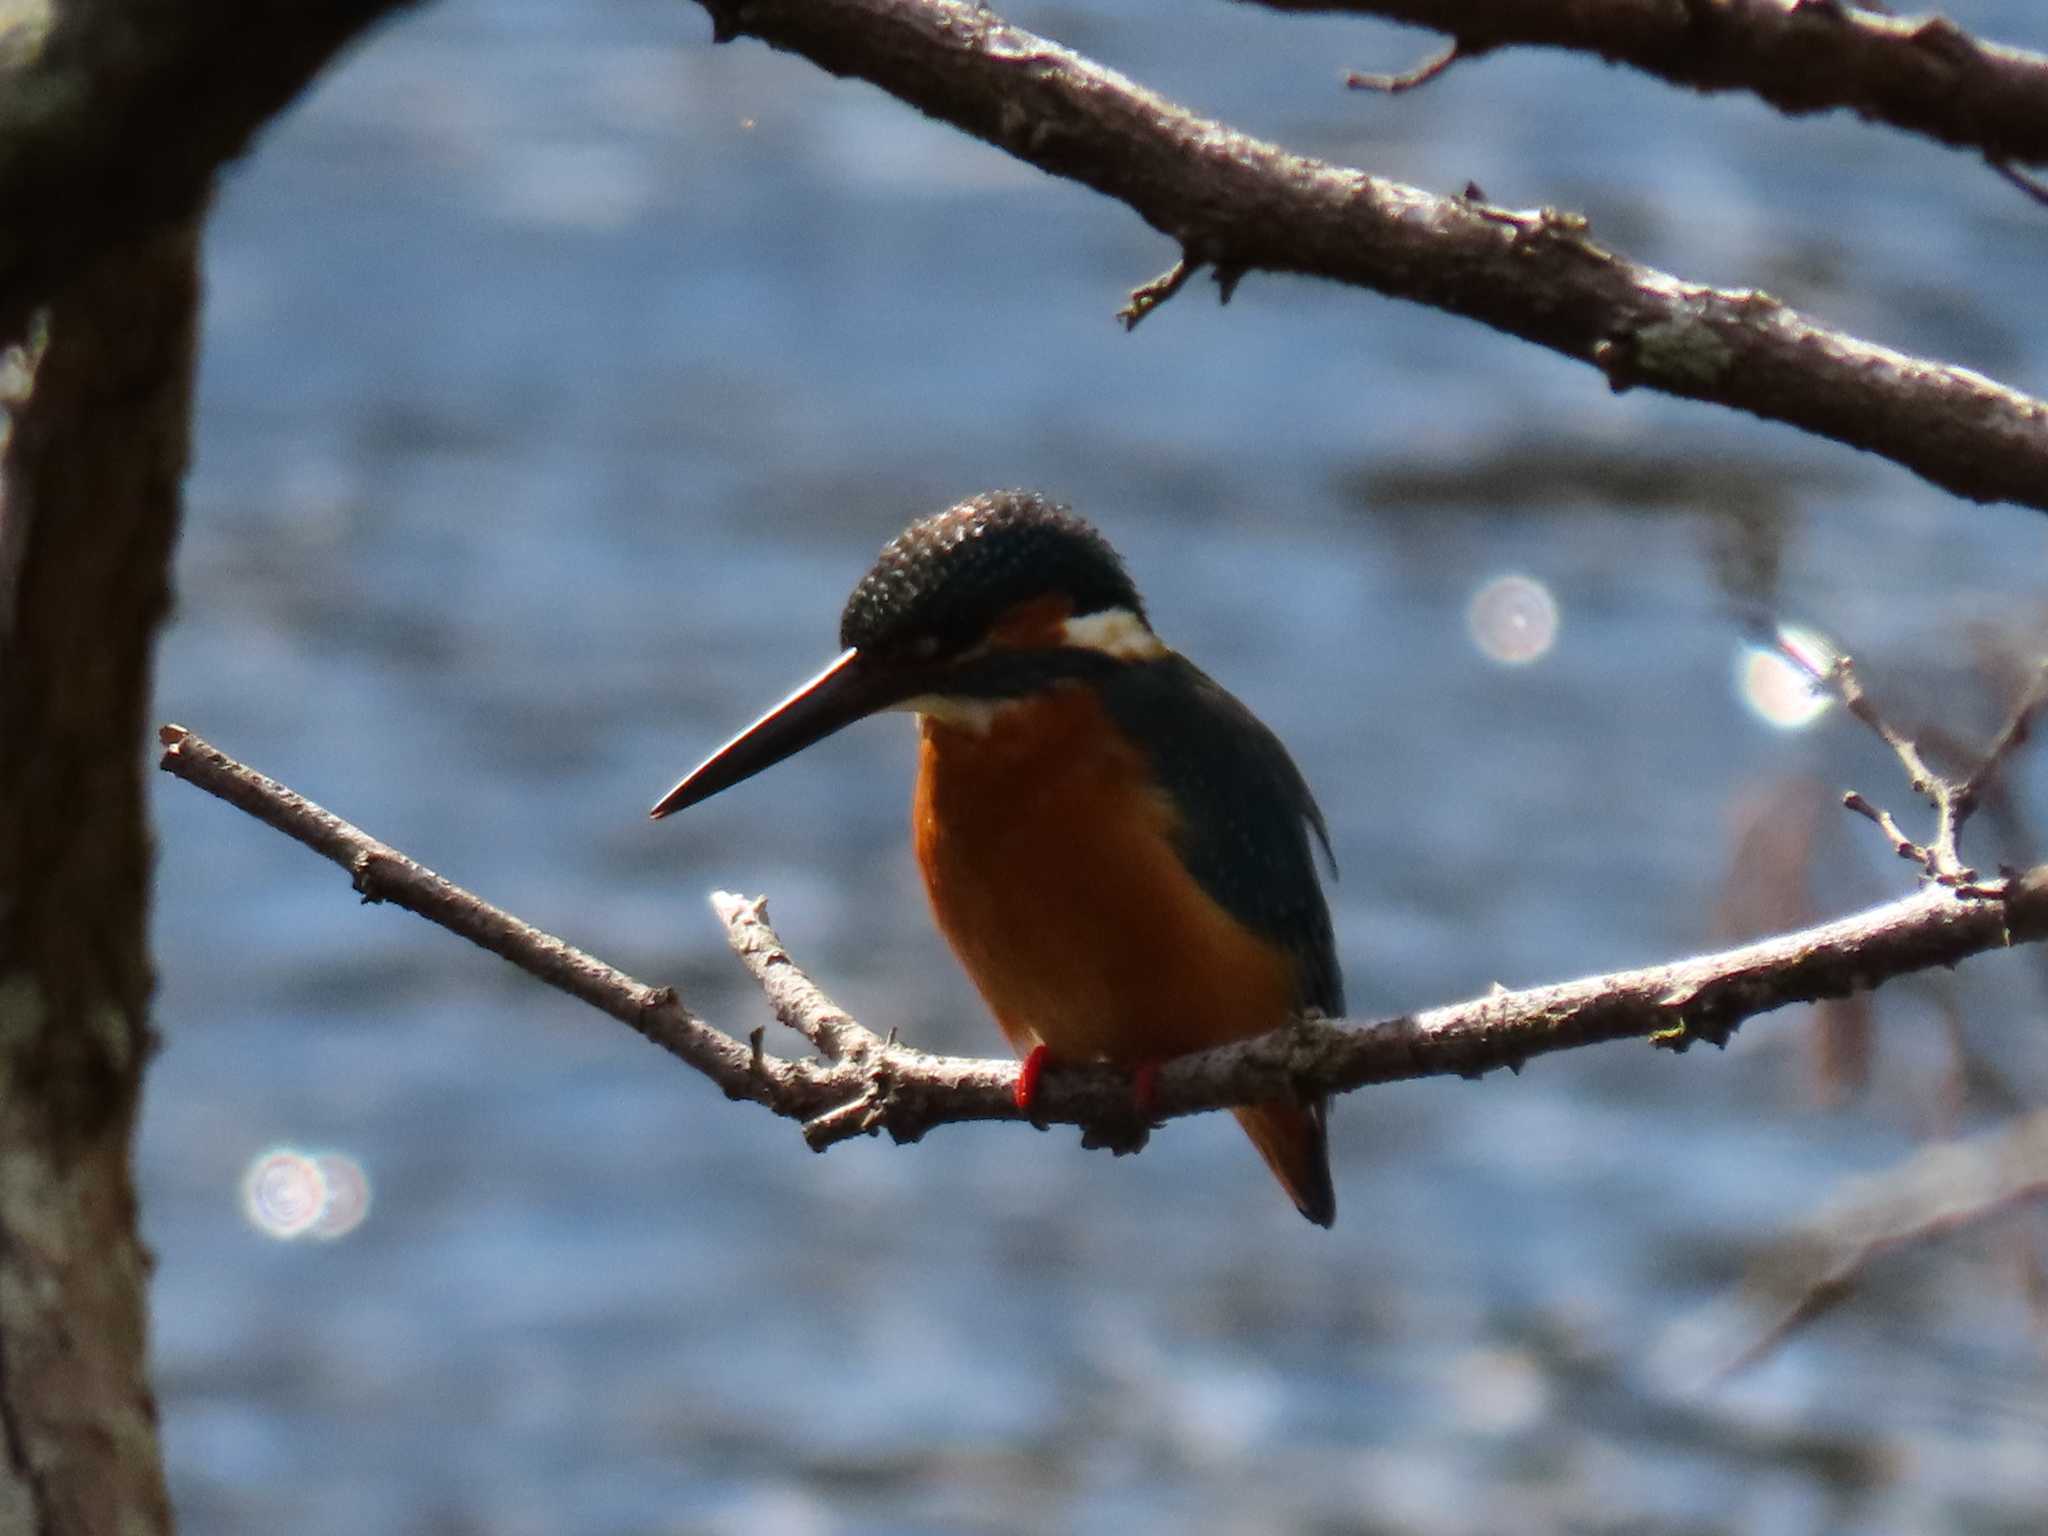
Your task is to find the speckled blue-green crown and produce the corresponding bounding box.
[839,490,1144,658]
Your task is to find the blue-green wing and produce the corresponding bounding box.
[1099,654,1344,1018]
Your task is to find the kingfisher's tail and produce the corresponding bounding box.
[1233,1098,1335,1228]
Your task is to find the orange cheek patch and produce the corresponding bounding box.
[982,594,1074,652]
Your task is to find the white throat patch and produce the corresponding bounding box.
[906,694,1017,734]
[902,606,1165,735]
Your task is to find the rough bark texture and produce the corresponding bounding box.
[1248,0,2048,170]
[0,222,201,1536]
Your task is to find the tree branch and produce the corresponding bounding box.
[690,0,2048,512]
[1716,1108,2048,1380]
[1245,0,2048,173]
[10,0,2048,510]
[158,724,2048,1154]
[1789,637,2048,891]
[0,0,419,343]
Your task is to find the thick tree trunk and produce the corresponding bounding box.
[0,221,199,1536]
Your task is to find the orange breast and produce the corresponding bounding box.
[912,685,1297,1065]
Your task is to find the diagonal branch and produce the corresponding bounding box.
[1243,0,2048,173]
[689,0,2048,512]
[159,724,2048,1154]
[1716,1108,2048,1380]
[1992,157,2048,209]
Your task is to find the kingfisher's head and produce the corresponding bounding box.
[650,491,1165,818]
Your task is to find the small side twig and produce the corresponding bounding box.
[799,1082,890,1150]
[1118,254,1198,331]
[1992,157,2048,210]
[1954,658,2048,824]
[1345,40,1468,94]
[1841,790,1927,868]
[712,890,872,1060]
[1788,644,2042,893]
[1824,653,1938,798]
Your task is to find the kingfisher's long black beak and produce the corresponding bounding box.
[649,648,922,819]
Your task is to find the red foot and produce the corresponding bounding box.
[1015,1044,1050,1116]
[1131,1060,1161,1122]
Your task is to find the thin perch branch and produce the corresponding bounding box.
[148,729,775,1103]
[691,0,2048,511]
[159,724,2048,1154]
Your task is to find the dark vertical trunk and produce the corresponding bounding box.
[0,219,199,1536]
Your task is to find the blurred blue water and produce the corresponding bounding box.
[150,1,2048,1531]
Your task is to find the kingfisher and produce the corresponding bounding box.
[650,490,1344,1226]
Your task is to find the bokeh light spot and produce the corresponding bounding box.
[1737,624,1836,731]
[241,1149,323,1239]
[309,1152,373,1240]
[1467,574,1559,666]
[240,1146,373,1242]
